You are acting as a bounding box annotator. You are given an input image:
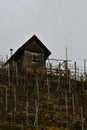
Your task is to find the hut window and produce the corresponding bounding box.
[31,52,39,62]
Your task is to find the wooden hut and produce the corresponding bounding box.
[6,35,51,72]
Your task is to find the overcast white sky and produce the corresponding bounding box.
[0,0,87,67]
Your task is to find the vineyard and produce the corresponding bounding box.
[0,59,87,130]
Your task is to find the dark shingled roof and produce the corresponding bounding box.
[6,35,51,64]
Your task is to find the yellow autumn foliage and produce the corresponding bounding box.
[36,67,46,75]
[12,61,17,67]
[24,59,31,68]
[52,79,58,83]
[27,68,34,74]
